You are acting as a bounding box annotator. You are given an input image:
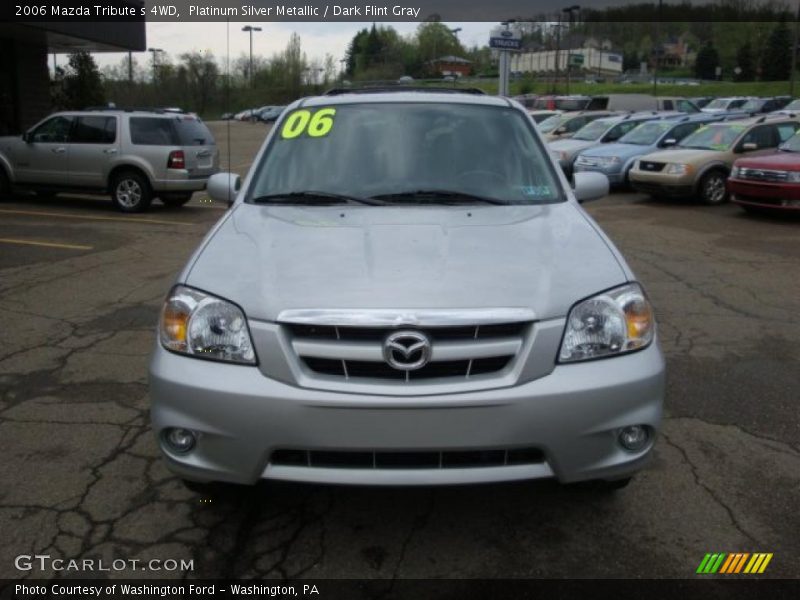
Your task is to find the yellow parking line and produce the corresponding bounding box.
[0,208,192,226]
[0,237,93,251]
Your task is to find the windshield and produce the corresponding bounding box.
[248,103,563,206]
[572,119,614,141]
[619,121,674,145]
[784,99,800,111]
[704,99,730,110]
[678,124,746,150]
[780,132,800,152]
[538,114,565,133]
[173,118,214,145]
[740,100,764,112]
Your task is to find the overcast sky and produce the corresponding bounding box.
[84,22,494,71]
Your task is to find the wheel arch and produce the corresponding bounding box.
[693,162,729,193]
[107,164,151,193]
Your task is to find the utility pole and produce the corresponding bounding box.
[791,1,800,96]
[242,25,262,86]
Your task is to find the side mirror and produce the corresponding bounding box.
[739,142,758,152]
[207,172,241,207]
[573,171,609,203]
[555,126,567,135]
[22,131,32,143]
[661,138,677,147]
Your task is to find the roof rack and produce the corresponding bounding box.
[83,106,189,114]
[323,86,486,96]
[755,112,797,122]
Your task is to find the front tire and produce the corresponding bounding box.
[111,171,152,213]
[699,171,728,205]
[0,169,10,200]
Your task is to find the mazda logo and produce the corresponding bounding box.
[383,330,431,371]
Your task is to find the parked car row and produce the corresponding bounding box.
[222,105,288,123]
[533,95,800,212]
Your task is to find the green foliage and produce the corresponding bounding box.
[762,20,792,81]
[54,51,105,110]
[694,42,720,80]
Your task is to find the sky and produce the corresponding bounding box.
[84,22,495,72]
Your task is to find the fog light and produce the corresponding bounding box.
[618,425,650,452]
[164,428,196,453]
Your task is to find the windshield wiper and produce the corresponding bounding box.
[370,189,510,205]
[250,191,383,206]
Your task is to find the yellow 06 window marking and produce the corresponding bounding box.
[281,108,336,139]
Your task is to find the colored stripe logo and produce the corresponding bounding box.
[697,553,773,574]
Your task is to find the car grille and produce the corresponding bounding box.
[639,160,666,172]
[737,167,789,182]
[270,447,545,469]
[286,322,528,383]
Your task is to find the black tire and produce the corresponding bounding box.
[698,170,728,205]
[161,193,192,208]
[0,168,10,200]
[110,171,152,213]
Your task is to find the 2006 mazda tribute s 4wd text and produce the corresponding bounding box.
[149,88,665,491]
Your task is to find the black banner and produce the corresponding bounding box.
[2,579,800,600]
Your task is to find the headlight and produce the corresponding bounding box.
[559,283,655,363]
[633,160,641,170]
[730,166,740,178]
[665,163,691,175]
[160,285,256,364]
[786,171,800,182]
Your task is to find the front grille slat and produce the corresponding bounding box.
[639,160,666,172]
[271,448,545,470]
[287,320,528,384]
[738,167,790,182]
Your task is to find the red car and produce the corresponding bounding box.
[728,133,800,213]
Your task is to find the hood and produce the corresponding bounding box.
[184,204,628,323]
[580,142,646,160]
[734,150,800,170]
[640,147,724,163]
[549,139,596,155]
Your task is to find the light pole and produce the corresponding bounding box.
[450,27,462,45]
[554,15,562,93]
[241,25,262,86]
[148,47,164,85]
[562,5,580,95]
[653,0,663,95]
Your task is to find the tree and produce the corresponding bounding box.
[61,51,105,109]
[761,20,791,81]
[179,51,219,115]
[735,42,756,81]
[694,41,720,80]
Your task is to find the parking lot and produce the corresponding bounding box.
[1,120,798,580]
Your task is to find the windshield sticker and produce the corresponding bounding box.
[281,108,336,139]
[519,185,553,197]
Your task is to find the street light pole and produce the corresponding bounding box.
[554,14,562,93]
[653,0,663,96]
[241,26,262,86]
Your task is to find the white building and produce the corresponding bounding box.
[510,47,623,76]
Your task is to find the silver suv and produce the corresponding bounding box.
[0,109,219,212]
[149,90,665,491]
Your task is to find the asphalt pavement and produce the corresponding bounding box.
[0,121,798,580]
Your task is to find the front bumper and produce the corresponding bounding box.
[149,338,665,486]
[575,164,625,186]
[729,179,800,210]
